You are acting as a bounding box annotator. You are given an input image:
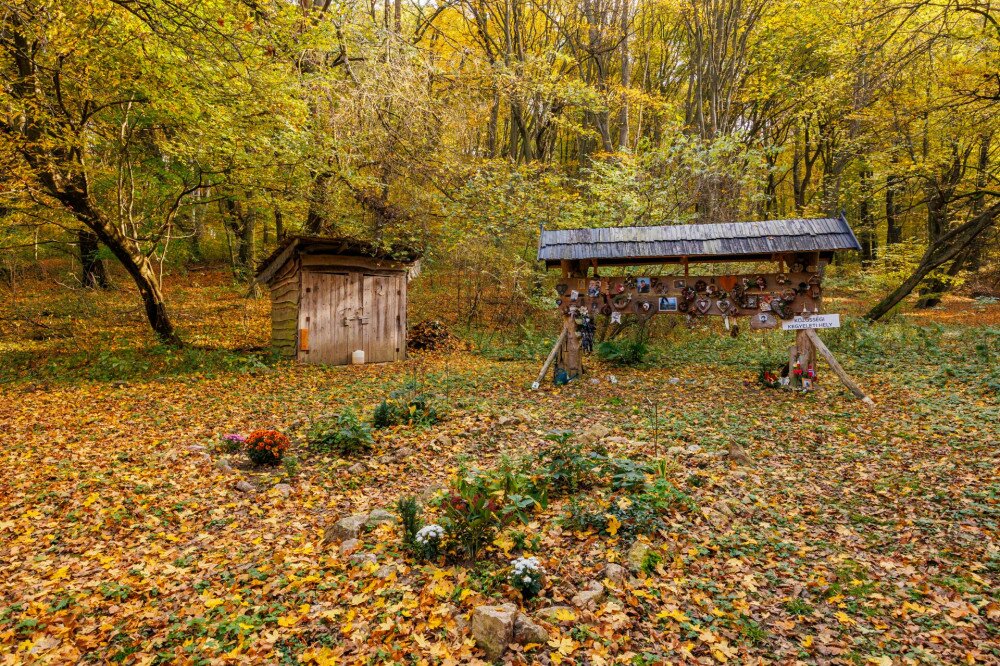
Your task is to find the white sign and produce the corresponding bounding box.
[781,314,841,331]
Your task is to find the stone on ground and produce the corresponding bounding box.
[512,612,549,645]
[572,580,606,608]
[470,603,517,660]
[627,541,651,572]
[603,562,627,585]
[323,514,368,544]
[366,508,395,526]
[234,480,255,494]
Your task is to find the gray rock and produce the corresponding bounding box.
[667,446,685,455]
[274,483,292,498]
[392,447,415,461]
[340,539,361,555]
[627,541,652,572]
[470,603,517,660]
[350,552,377,567]
[668,377,680,385]
[419,484,445,502]
[323,514,368,543]
[436,435,453,448]
[579,424,612,445]
[498,415,519,426]
[512,613,549,645]
[234,480,255,494]
[215,457,233,472]
[347,462,367,475]
[535,605,575,624]
[367,508,395,526]
[571,581,605,608]
[375,564,397,579]
[603,562,628,585]
[188,445,207,452]
[728,441,752,464]
[686,444,702,454]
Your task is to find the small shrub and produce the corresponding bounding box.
[640,549,662,575]
[536,431,603,495]
[283,455,300,479]
[509,556,544,599]
[609,457,651,492]
[438,468,540,562]
[307,410,374,455]
[372,400,397,429]
[371,395,441,429]
[414,524,444,561]
[245,430,290,466]
[396,496,423,547]
[597,329,653,366]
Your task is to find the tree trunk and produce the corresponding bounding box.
[78,229,109,289]
[305,171,330,234]
[60,189,179,343]
[885,170,903,245]
[858,167,876,264]
[865,200,1000,321]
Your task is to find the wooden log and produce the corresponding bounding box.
[534,327,568,388]
[804,328,875,405]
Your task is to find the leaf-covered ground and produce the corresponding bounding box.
[1,275,999,665]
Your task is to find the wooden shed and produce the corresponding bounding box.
[255,236,420,365]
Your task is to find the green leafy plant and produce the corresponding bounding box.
[372,400,397,429]
[371,395,441,429]
[438,467,540,562]
[597,329,653,366]
[608,457,651,492]
[396,496,423,548]
[536,431,603,495]
[283,455,300,479]
[307,410,374,456]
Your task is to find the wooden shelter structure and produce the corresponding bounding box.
[534,215,874,403]
[256,236,420,365]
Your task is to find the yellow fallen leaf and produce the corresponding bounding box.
[835,611,855,625]
[204,598,224,609]
[801,635,813,648]
[554,608,576,622]
[605,514,621,537]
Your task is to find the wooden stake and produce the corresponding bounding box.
[534,327,568,388]
[804,328,875,405]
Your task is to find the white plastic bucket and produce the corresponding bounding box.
[351,349,365,365]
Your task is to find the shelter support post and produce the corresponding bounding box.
[803,328,875,405]
[557,314,584,379]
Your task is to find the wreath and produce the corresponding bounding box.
[612,293,631,310]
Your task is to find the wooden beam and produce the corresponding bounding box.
[804,328,874,405]
[533,328,568,388]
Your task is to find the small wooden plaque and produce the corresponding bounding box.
[299,329,309,351]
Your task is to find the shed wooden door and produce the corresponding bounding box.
[362,273,405,363]
[299,270,405,365]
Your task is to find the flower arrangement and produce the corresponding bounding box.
[245,429,290,466]
[219,433,246,454]
[509,556,544,599]
[414,524,444,560]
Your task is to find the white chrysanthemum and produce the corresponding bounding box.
[415,524,444,545]
[522,576,531,583]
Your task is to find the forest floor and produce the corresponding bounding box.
[1,271,999,665]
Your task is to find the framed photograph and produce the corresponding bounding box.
[587,280,601,297]
[674,279,686,289]
[570,289,579,301]
[658,296,678,312]
[610,311,622,324]
[636,277,651,294]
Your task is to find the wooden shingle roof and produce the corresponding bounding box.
[537,215,861,267]
[255,235,420,285]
